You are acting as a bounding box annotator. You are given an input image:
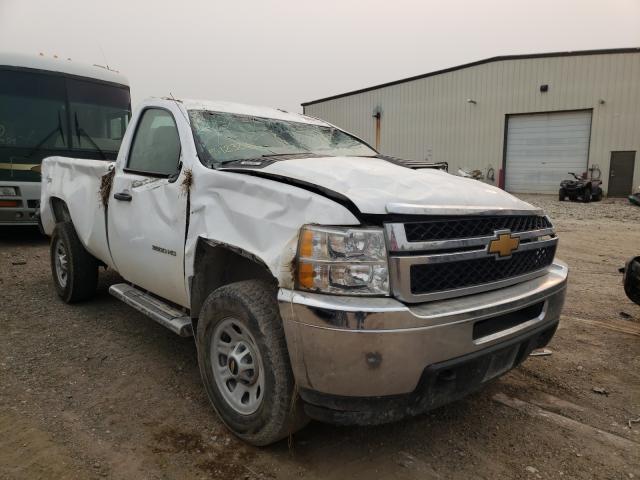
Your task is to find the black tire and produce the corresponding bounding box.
[582,186,592,203]
[196,280,308,446]
[592,189,603,202]
[559,188,566,201]
[50,221,99,303]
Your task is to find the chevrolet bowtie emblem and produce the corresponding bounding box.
[488,230,520,259]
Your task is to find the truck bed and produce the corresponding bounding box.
[40,157,115,268]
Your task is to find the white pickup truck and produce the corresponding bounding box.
[40,97,568,445]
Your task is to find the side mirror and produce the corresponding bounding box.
[623,256,640,305]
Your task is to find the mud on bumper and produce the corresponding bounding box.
[278,261,568,425]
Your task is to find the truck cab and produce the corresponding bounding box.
[40,97,568,446]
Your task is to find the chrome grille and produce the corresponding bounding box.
[385,215,557,303]
[404,215,552,242]
[410,244,556,295]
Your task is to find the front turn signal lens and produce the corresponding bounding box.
[297,262,315,289]
[298,228,315,259]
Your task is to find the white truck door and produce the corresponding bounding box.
[107,107,189,306]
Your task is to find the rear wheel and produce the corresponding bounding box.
[196,280,308,446]
[559,188,566,201]
[50,222,99,303]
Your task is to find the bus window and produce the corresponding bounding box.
[67,78,130,154]
[0,70,68,151]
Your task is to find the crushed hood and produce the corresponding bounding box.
[250,156,540,215]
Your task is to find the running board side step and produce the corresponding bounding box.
[109,283,192,337]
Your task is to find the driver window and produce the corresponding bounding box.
[127,109,180,175]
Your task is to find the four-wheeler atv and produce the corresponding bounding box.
[559,171,603,202]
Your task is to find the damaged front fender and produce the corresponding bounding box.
[184,164,360,303]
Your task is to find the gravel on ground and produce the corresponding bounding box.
[1,194,639,479]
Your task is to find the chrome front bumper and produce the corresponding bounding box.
[279,261,568,398]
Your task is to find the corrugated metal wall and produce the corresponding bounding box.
[304,52,640,195]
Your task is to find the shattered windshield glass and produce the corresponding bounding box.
[188,110,377,166]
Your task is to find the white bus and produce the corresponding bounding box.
[0,52,131,225]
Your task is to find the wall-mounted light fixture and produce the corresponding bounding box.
[540,84,549,92]
[466,99,477,104]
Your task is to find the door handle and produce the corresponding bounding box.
[113,191,132,202]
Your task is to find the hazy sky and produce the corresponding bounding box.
[1,0,638,112]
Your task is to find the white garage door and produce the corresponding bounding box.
[505,111,592,193]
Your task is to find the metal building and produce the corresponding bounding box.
[302,48,640,196]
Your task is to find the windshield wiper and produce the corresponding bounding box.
[26,111,65,158]
[261,152,310,157]
[218,152,316,168]
[74,112,106,160]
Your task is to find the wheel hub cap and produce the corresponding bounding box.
[54,239,69,288]
[210,318,265,415]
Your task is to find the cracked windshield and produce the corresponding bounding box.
[188,110,377,166]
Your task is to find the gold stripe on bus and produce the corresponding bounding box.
[0,162,41,171]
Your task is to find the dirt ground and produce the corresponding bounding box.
[1,195,639,480]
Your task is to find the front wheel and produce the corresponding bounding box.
[196,280,308,446]
[50,221,99,303]
[582,186,592,203]
[559,188,566,201]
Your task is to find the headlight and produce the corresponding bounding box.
[0,186,18,196]
[296,225,389,295]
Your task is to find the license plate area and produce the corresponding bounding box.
[473,302,545,340]
[482,344,519,382]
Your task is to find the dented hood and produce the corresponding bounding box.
[254,156,540,215]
